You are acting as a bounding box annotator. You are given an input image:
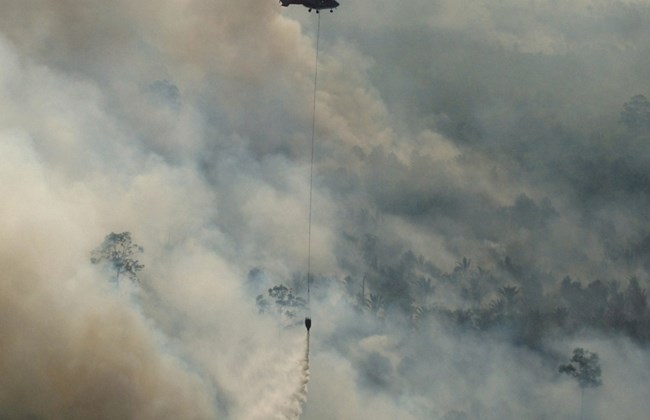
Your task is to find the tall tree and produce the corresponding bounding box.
[559,347,602,420]
[91,232,144,285]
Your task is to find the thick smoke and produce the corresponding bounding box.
[2,1,650,419]
[0,136,215,419]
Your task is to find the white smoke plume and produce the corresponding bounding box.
[289,332,311,419]
[240,332,310,420]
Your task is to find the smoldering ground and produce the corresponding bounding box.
[2,0,650,419]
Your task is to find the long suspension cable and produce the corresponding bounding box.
[307,13,321,308]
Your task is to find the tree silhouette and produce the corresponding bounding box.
[257,284,306,318]
[365,293,385,318]
[552,306,569,327]
[620,94,650,132]
[624,277,648,339]
[453,257,471,282]
[413,276,435,295]
[90,232,144,285]
[625,277,648,320]
[498,285,520,317]
[559,347,602,420]
[462,270,488,309]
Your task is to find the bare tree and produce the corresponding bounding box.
[91,232,144,285]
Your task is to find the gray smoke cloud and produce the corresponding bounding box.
[2,0,650,419]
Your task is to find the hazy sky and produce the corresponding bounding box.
[1,1,650,419]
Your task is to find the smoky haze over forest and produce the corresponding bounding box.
[1,0,650,419]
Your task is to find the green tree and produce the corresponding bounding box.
[559,348,602,420]
[91,232,144,285]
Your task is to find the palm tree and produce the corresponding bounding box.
[498,285,519,317]
[365,293,385,318]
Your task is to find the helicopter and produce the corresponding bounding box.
[280,0,339,13]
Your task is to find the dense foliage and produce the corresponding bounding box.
[91,232,144,285]
[258,248,649,349]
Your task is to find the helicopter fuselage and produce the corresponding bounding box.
[280,0,340,12]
